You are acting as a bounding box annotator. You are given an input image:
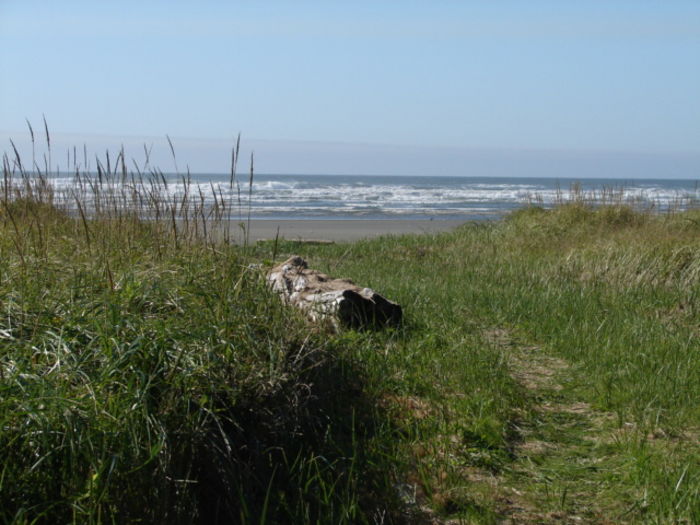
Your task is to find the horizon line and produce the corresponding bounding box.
[2,129,699,158]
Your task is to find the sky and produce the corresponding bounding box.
[1,1,699,177]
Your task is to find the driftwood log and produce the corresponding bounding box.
[268,256,402,329]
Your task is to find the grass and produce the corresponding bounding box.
[270,201,700,522]
[0,140,404,523]
[0,200,403,523]
[2,133,700,522]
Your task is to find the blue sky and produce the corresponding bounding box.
[1,1,699,176]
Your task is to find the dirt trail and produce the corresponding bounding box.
[482,330,623,524]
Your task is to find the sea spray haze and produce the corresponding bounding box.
[6,124,698,222]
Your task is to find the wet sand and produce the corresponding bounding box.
[241,219,467,242]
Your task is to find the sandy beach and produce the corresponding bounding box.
[242,219,467,242]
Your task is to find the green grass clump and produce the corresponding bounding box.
[0,182,400,523]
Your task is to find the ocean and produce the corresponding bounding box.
[48,174,700,221]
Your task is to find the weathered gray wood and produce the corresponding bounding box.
[268,256,402,329]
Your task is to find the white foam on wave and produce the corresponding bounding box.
[249,182,540,205]
[33,175,700,218]
[254,180,295,190]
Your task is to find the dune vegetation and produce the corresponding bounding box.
[2,141,700,523]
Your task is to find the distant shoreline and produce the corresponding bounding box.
[241,219,467,242]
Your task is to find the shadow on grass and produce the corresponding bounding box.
[186,347,403,525]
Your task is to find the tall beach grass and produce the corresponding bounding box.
[0,131,404,524]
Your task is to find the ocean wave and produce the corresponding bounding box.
[30,174,700,219]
